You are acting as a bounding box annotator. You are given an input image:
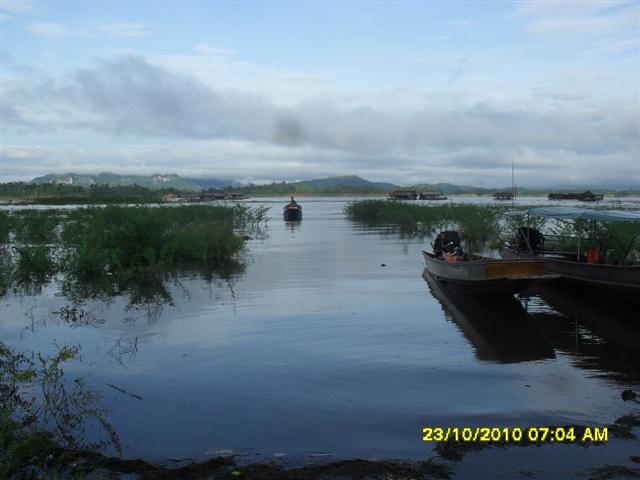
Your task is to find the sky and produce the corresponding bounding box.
[0,0,639,188]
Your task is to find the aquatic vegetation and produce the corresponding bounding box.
[345,200,640,260]
[0,211,11,244]
[13,209,61,244]
[15,245,56,283]
[345,200,508,248]
[1,204,265,298]
[0,342,116,477]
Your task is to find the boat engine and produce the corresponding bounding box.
[433,231,462,259]
[516,227,544,252]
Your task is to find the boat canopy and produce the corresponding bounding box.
[505,206,640,222]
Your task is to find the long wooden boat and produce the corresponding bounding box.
[502,246,640,298]
[502,207,640,301]
[422,251,557,295]
[283,198,302,221]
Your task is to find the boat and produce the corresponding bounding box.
[501,207,640,300]
[422,231,557,295]
[283,196,302,221]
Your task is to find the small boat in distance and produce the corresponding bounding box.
[283,196,302,221]
[423,231,557,295]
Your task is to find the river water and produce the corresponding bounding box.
[1,196,639,478]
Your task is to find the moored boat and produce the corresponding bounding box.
[502,206,640,301]
[283,196,302,221]
[423,231,557,295]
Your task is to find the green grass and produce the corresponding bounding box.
[344,200,640,260]
[13,209,61,244]
[1,204,266,295]
[344,200,507,247]
[62,205,253,278]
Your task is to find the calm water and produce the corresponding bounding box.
[2,196,639,477]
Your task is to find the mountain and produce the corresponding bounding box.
[187,178,236,189]
[31,173,200,191]
[412,182,494,195]
[295,175,397,190]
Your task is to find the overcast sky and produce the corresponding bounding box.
[1,0,639,187]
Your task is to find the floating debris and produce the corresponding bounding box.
[106,382,143,401]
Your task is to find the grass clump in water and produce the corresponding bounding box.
[61,205,253,280]
[345,200,507,247]
[15,245,56,283]
[13,209,61,244]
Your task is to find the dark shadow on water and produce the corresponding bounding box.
[423,270,640,383]
[527,285,640,383]
[423,269,555,363]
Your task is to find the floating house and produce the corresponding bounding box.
[389,190,418,200]
[493,192,514,201]
[548,191,603,202]
[200,192,249,201]
[419,192,448,200]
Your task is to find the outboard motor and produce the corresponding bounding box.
[517,227,544,252]
[433,231,462,258]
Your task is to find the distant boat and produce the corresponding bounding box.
[423,231,557,295]
[283,196,302,221]
[388,190,417,200]
[419,192,447,200]
[548,190,603,202]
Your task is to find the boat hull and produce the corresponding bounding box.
[283,207,302,222]
[422,251,556,295]
[501,246,640,300]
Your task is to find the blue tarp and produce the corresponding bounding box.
[505,206,640,222]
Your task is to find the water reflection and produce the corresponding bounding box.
[423,270,555,363]
[528,286,640,383]
[424,271,640,383]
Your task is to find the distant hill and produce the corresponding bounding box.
[296,175,397,190]
[187,178,236,189]
[412,183,494,195]
[31,173,200,191]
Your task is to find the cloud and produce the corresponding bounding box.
[2,55,638,187]
[517,0,639,37]
[25,20,150,39]
[27,22,66,36]
[98,22,150,38]
[0,0,37,14]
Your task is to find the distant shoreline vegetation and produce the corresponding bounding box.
[2,179,639,203]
